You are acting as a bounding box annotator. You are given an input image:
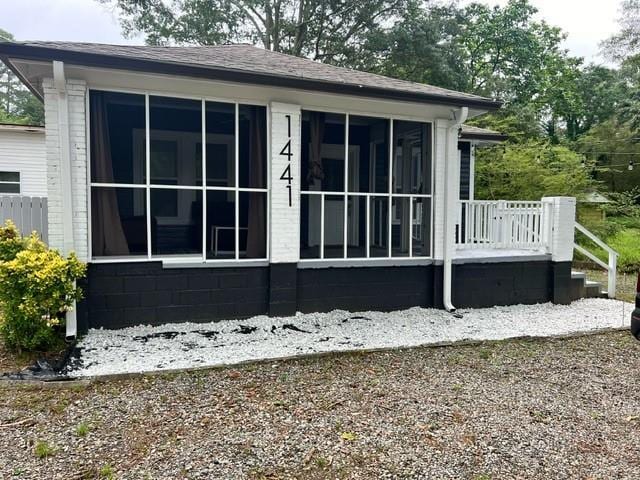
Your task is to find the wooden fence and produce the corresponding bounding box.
[0,195,48,243]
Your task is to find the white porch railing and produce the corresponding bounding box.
[573,222,618,298]
[456,200,551,250]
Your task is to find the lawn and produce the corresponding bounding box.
[1,331,639,479]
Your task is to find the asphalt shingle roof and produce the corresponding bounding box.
[0,41,500,109]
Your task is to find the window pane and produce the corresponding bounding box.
[393,120,432,194]
[205,101,235,187]
[301,111,345,192]
[91,187,147,256]
[206,190,235,259]
[150,96,202,186]
[324,195,344,258]
[0,183,20,194]
[412,197,431,257]
[347,196,366,258]
[392,197,410,257]
[151,188,202,255]
[0,172,19,182]
[300,194,321,259]
[239,105,267,189]
[239,191,267,259]
[370,196,389,257]
[90,91,146,184]
[349,116,389,193]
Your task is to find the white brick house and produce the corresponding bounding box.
[0,41,585,337]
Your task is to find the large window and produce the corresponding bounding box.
[300,111,432,260]
[90,90,268,260]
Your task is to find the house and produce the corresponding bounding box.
[0,41,584,338]
[0,123,45,196]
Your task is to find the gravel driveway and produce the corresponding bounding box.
[1,331,640,479]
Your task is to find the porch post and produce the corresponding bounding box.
[543,196,576,304]
[268,102,301,315]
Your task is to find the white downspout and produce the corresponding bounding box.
[53,61,77,340]
[442,107,468,312]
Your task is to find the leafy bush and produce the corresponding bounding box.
[0,221,86,352]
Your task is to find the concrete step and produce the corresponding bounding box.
[570,270,606,300]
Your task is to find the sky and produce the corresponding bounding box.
[0,0,623,65]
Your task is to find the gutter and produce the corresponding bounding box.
[53,60,77,340]
[443,107,468,312]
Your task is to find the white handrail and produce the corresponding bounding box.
[573,222,618,298]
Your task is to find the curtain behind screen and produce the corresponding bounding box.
[91,92,130,256]
[246,107,266,258]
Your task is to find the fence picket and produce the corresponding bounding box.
[0,195,48,241]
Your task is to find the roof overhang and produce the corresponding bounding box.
[0,42,502,111]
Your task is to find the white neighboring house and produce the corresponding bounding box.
[0,123,46,196]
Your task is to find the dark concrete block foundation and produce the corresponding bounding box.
[78,260,573,331]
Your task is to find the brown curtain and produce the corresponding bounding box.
[246,107,266,258]
[307,111,325,183]
[91,92,130,256]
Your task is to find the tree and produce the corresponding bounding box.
[0,29,44,125]
[357,3,468,91]
[98,0,407,65]
[602,0,640,62]
[474,141,594,201]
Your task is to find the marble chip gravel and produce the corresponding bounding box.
[67,298,632,377]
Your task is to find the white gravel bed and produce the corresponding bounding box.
[68,298,632,377]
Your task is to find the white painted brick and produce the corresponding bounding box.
[543,196,576,262]
[43,78,88,260]
[269,102,301,263]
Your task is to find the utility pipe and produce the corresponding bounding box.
[442,107,468,312]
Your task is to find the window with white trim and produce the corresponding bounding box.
[300,110,432,260]
[89,90,268,261]
[0,172,20,194]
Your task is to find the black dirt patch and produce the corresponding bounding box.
[282,324,310,333]
[234,325,257,334]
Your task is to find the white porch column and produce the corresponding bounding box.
[542,196,576,262]
[43,64,88,339]
[269,102,301,263]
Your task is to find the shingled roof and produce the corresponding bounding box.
[459,125,507,141]
[0,41,501,110]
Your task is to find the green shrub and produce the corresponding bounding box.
[0,221,86,352]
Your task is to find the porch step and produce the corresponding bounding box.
[570,270,607,301]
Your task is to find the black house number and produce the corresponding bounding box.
[279,114,293,207]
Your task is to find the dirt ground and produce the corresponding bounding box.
[1,330,639,479]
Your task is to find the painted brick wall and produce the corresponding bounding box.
[269,102,301,263]
[43,78,88,260]
[433,120,449,260]
[80,263,270,330]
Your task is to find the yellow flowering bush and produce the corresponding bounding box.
[0,221,86,352]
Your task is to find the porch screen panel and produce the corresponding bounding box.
[299,112,432,261]
[90,90,147,257]
[90,91,146,185]
[91,187,147,256]
[300,111,346,258]
[90,89,268,261]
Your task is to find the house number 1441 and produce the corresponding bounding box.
[279,114,293,207]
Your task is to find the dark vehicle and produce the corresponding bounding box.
[632,273,640,340]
